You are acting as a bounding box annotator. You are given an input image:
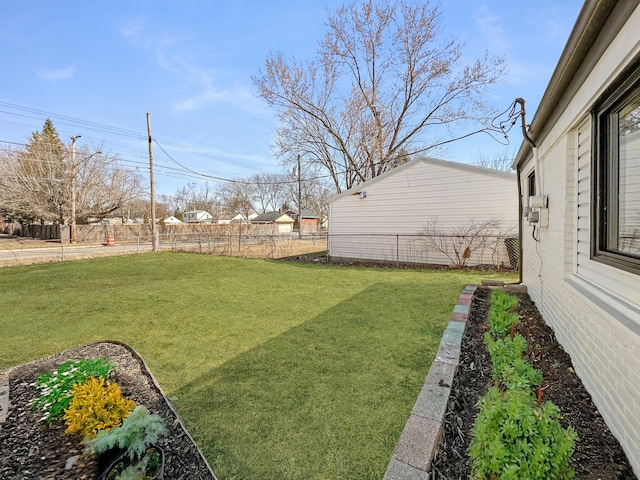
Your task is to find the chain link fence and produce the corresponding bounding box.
[2,221,519,270]
[159,232,328,259]
[328,234,519,270]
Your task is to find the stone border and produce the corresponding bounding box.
[383,284,477,480]
[0,374,8,424]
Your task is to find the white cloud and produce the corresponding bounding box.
[117,18,266,115]
[473,5,509,53]
[120,18,145,39]
[172,70,262,114]
[37,66,76,81]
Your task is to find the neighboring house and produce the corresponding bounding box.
[328,156,518,266]
[183,210,213,224]
[87,216,121,225]
[216,214,234,225]
[250,212,295,234]
[216,213,257,224]
[514,1,640,472]
[163,216,182,224]
[284,209,321,232]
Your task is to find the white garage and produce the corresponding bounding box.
[328,157,518,267]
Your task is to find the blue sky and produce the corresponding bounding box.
[0,1,583,195]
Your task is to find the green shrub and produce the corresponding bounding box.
[469,386,577,480]
[487,290,519,337]
[485,333,542,390]
[491,289,519,312]
[86,405,166,460]
[64,377,136,439]
[31,357,116,424]
[488,309,519,338]
[116,447,163,480]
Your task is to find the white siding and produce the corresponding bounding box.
[328,158,518,266]
[520,5,640,472]
[576,119,591,274]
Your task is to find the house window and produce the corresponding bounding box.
[594,57,640,273]
[527,171,536,198]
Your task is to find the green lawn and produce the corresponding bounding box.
[0,253,515,479]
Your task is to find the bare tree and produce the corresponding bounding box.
[172,182,220,219]
[0,145,34,223]
[251,172,288,214]
[420,217,509,268]
[73,146,145,223]
[216,181,256,221]
[472,151,515,171]
[253,0,505,193]
[282,166,332,220]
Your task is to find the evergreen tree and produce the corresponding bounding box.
[15,119,70,223]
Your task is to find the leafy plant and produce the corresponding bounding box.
[469,386,577,480]
[485,333,542,390]
[491,289,519,312]
[87,405,166,461]
[115,447,163,480]
[64,377,136,439]
[487,290,519,337]
[31,357,115,423]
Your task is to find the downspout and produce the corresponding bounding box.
[514,98,537,285]
[516,168,524,284]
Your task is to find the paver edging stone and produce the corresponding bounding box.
[383,285,477,480]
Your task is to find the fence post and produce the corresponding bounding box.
[396,235,399,267]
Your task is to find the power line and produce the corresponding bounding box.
[0,101,270,172]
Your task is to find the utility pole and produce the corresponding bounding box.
[70,135,81,244]
[147,113,158,251]
[297,154,302,239]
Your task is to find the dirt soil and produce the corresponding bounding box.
[429,287,636,479]
[0,342,216,480]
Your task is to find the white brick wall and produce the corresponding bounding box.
[518,7,640,472]
[521,130,640,475]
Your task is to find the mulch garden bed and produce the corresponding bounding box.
[0,341,217,480]
[429,287,636,479]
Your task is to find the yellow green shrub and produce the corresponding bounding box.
[64,377,136,439]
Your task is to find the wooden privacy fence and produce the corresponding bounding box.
[1,223,66,240]
[2,222,291,244]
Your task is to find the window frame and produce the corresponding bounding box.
[527,170,536,198]
[592,53,640,274]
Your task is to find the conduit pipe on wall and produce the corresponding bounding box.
[514,98,537,285]
[515,98,541,194]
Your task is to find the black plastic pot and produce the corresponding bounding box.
[98,444,165,480]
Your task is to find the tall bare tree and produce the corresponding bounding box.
[172,182,220,218]
[282,166,332,218]
[216,181,256,221]
[251,172,289,214]
[253,0,505,193]
[73,146,145,223]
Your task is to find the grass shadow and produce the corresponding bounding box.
[172,281,448,480]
